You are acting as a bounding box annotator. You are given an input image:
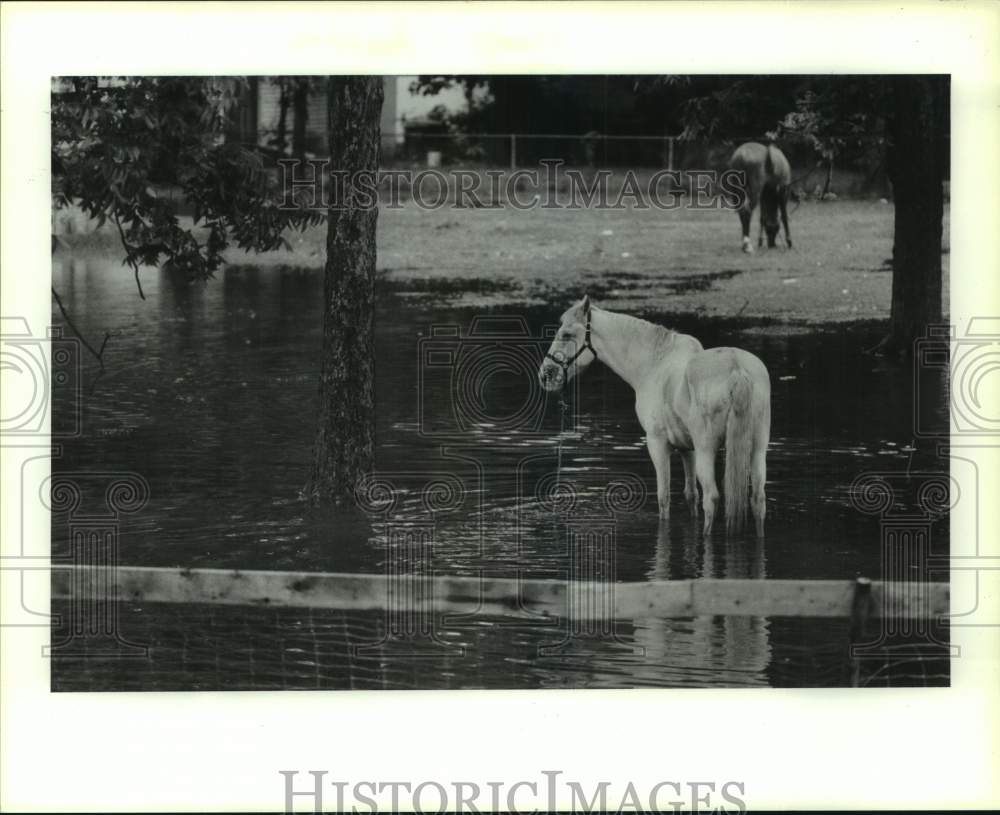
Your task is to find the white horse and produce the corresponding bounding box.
[539,296,771,536]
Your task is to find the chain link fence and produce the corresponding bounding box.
[382,131,911,198]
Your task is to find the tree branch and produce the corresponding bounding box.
[51,285,112,391]
[112,212,146,300]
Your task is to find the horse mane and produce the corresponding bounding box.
[593,306,676,350]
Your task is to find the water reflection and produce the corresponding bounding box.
[49,257,950,688]
[626,523,771,687]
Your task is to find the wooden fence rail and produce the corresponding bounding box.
[51,566,949,621]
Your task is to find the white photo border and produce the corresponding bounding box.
[2,2,998,811]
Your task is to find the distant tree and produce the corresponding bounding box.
[263,77,326,159]
[272,78,292,154]
[662,75,803,141]
[291,78,311,159]
[772,77,888,195]
[412,75,664,135]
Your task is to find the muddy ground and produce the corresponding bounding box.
[59,198,950,328]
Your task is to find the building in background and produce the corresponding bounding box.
[230,76,472,159]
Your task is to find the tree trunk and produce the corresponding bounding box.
[292,79,310,159]
[881,76,948,355]
[306,77,383,504]
[275,79,290,154]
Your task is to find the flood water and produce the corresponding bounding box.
[49,257,951,690]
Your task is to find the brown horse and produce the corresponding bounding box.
[730,142,792,253]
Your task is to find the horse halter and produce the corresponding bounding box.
[544,308,597,383]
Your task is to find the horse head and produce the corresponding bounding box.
[538,295,597,392]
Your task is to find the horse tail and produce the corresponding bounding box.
[724,368,754,534]
[764,143,776,179]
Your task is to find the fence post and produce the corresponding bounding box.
[849,576,873,687]
[510,133,517,170]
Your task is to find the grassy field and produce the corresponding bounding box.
[59,197,950,326]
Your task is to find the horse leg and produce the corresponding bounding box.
[646,434,672,519]
[780,193,793,249]
[757,204,765,249]
[694,443,719,536]
[681,449,699,516]
[739,207,753,253]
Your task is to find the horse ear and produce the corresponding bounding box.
[582,294,591,315]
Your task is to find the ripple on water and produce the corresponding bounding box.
[49,260,949,689]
